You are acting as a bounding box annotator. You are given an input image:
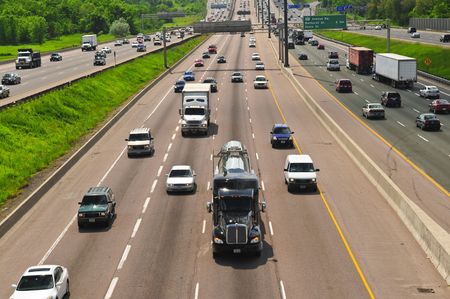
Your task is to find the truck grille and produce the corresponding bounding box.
[187,121,202,125]
[294,179,312,183]
[226,224,247,244]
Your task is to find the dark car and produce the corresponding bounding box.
[183,71,195,81]
[137,44,146,52]
[50,53,62,62]
[95,50,106,58]
[270,124,294,148]
[328,51,338,59]
[416,113,441,131]
[298,53,308,60]
[288,40,295,49]
[317,44,325,50]
[77,186,116,228]
[174,80,186,93]
[202,52,211,59]
[336,79,352,93]
[429,99,450,114]
[407,27,416,33]
[208,44,217,54]
[380,91,401,107]
[93,56,106,66]
[2,73,21,85]
[203,77,218,92]
[309,39,319,46]
[217,55,226,63]
[440,34,450,43]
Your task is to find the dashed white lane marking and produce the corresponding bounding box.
[354,91,359,95]
[157,165,163,177]
[418,134,429,142]
[249,118,252,123]
[207,181,210,190]
[396,121,406,127]
[194,282,200,299]
[247,106,250,110]
[142,197,150,213]
[269,221,274,235]
[117,244,131,270]
[175,126,179,132]
[252,133,255,139]
[210,154,213,161]
[131,218,142,238]
[216,107,218,111]
[407,89,412,92]
[414,93,420,97]
[104,277,119,299]
[202,220,206,234]
[246,96,248,101]
[171,133,176,140]
[99,147,127,185]
[217,97,220,101]
[163,153,168,162]
[150,180,158,193]
[167,143,172,152]
[245,88,248,92]
[364,99,369,103]
[352,73,356,76]
[360,78,364,82]
[256,153,259,160]
[413,108,420,113]
[280,280,287,299]
[261,180,265,191]
[370,84,374,88]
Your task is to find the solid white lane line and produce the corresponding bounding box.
[104,277,119,299]
[163,153,168,162]
[175,126,179,132]
[131,218,142,238]
[98,147,127,186]
[167,143,172,152]
[202,220,206,234]
[194,282,199,299]
[418,134,429,142]
[354,91,359,95]
[413,108,420,113]
[117,244,131,270]
[414,93,420,97]
[207,181,210,190]
[370,84,374,88]
[171,133,176,140]
[396,121,406,127]
[256,153,259,160]
[150,180,158,193]
[142,197,150,213]
[145,87,172,121]
[261,180,265,191]
[280,280,287,299]
[407,89,412,92]
[269,221,274,236]
[157,165,163,177]
[360,78,364,82]
[364,99,369,103]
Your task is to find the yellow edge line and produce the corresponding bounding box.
[266,41,376,298]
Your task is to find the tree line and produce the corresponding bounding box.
[0,0,206,44]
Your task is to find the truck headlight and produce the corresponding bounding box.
[128,145,133,150]
[312,178,316,182]
[272,136,277,140]
[289,136,293,140]
[250,236,260,244]
[100,212,106,216]
[289,178,294,182]
[78,213,84,217]
[214,237,224,244]
[144,144,150,149]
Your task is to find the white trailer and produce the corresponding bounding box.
[81,34,98,51]
[179,83,211,136]
[373,53,416,88]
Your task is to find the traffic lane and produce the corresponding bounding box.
[257,37,450,297]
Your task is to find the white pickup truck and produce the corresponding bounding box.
[0,85,10,98]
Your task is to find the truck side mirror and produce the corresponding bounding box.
[206,202,212,213]
[261,202,267,212]
[178,109,182,115]
[125,138,129,141]
[315,169,320,172]
[291,132,295,134]
[284,168,288,171]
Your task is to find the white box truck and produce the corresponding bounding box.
[179,83,211,136]
[81,34,98,51]
[372,53,416,88]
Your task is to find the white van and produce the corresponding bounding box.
[284,154,319,192]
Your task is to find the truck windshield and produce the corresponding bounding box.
[185,108,205,115]
[82,195,108,205]
[289,163,315,172]
[219,197,252,212]
[129,133,149,141]
[18,53,30,57]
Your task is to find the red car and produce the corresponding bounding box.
[194,59,204,67]
[317,44,325,50]
[208,44,217,54]
[429,99,450,114]
[336,79,352,93]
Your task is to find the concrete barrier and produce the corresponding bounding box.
[0,34,211,238]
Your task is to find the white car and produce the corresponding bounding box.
[255,62,265,70]
[362,103,385,119]
[374,25,382,30]
[231,71,244,82]
[101,46,112,54]
[10,265,69,299]
[419,85,440,98]
[131,41,139,48]
[326,59,340,71]
[251,53,261,61]
[254,75,268,89]
[411,32,420,38]
[166,165,197,193]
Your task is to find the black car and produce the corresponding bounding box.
[93,57,106,66]
[298,53,308,60]
[203,77,218,92]
[217,56,226,63]
[328,51,339,59]
[174,80,186,93]
[77,186,116,228]
[50,53,62,62]
[270,124,294,148]
[381,91,401,107]
[202,52,210,59]
[416,113,441,131]
[1,73,21,85]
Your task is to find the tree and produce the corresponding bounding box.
[109,17,130,37]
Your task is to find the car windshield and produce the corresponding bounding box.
[176,81,185,85]
[329,60,339,64]
[232,73,241,76]
[3,73,12,78]
[129,133,149,141]
[424,115,437,120]
[369,104,383,109]
[387,93,400,99]
[273,127,291,134]
[185,107,205,115]
[17,275,54,291]
[289,163,315,172]
[185,72,192,75]
[219,197,252,212]
[437,100,449,104]
[169,169,192,177]
[82,195,108,205]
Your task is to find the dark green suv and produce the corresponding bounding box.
[78,186,116,228]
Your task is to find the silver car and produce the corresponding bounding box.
[166,165,197,193]
[326,59,340,71]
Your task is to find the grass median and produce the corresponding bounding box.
[317,30,450,80]
[0,35,206,207]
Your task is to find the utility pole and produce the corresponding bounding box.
[283,0,289,67]
[386,19,391,53]
[163,27,167,68]
[261,0,264,28]
[268,0,271,38]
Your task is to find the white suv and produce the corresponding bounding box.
[284,154,319,192]
[125,128,154,157]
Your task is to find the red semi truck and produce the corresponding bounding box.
[346,47,374,74]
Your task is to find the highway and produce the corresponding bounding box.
[1,1,450,299]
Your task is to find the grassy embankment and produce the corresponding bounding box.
[0,35,206,207]
[317,30,450,80]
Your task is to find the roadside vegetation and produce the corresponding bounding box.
[317,30,450,80]
[0,35,206,207]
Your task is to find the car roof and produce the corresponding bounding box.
[255,75,266,79]
[176,80,185,84]
[170,165,192,170]
[129,127,151,134]
[286,154,313,163]
[24,265,59,276]
[273,123,289,128]
[420,113,437,117]
[338,79,351,82]
[85,186,111,196]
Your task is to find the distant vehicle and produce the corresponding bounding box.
[380,91,401,107]
[81,34,97,51]
[203,77,218,92]
[15,48,41,69]
[144,34,151,41]
[231,72,244,82]
[249,40,256,47]
[317,44,325,50]
[328,51,339,59]
[362,103,385,119]
[217,55,226,63]
[419,85,439,99]
[372,53,416,89]
[114,40,123,46]
[166,165,197,193]
[93,56,106,66]
[287,40,295,49]
[251,53,261,60]
[304,30,313,41]
[440,34,450,42]
[102,46,112,54]
[202,52,210,59]
[122,38,130,44]
[429,99,450,114]
[195,59,204,67]
[411,32,420,38]
[0,85,10,98]
[125,127,154,157]
[50,53,62,62]
[240,32,245,37]
[298,53,308,60]
[254,75,268,89]
[346,47,373,74]
[137,44,147,52]
[208,44,218,54]
[284,154,319,192]
[174,80,186,93]
[309,39,318,46]
[95,50,106,58]
[131,41,139,48]
[137,35,144,43]
[11,265,70,299]
[183,71,195,81]
[407,27,416,33]
[2,73,21,85]
[374,25,382,30]
[416,113,441,131]
[255,61,265,70]
[77,186,116,228]
[327,59,340,71]
[335,79,352,92]
[153,38,162,46]
[270,124,294,148]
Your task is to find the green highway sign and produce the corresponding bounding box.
[303,15,347,29]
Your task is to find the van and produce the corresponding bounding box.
[440,34,450,43]
[284,154,319,192]
[125,128,154,157]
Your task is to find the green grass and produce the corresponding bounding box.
[0,33,115,62]
[163,15,203,28]
[317,30,450,80]
[0,35,206,206]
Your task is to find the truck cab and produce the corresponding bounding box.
[179,83,211,136]
[15,49,41,69]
